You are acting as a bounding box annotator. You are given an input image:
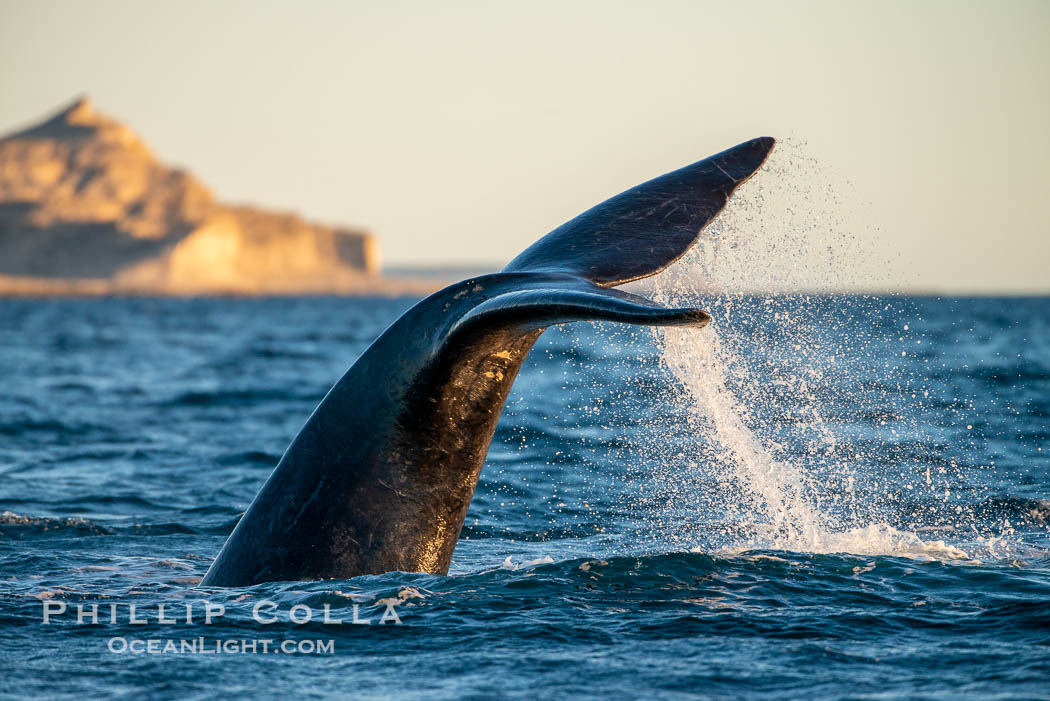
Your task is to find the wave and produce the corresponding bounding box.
[158,388,320,408]
[214,450,281,467]
[971,495,1050,525]
[0,416,113,438]
[0,510,113,537]
[708,523,974,561]
[0,510,206,539]
[453,548,1044,594]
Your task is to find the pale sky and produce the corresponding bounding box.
[1,0,1048,292]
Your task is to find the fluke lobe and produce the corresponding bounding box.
[201,137,775,587]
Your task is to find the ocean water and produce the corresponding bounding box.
[0,289,1047,699]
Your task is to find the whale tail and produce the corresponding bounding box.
[200,137,774,587]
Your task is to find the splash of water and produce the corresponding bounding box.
[658,320,835,551]
[639,140,985,561]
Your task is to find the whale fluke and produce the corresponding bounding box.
[505,136,774,285]
[200,137,774,587]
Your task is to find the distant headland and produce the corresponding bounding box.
[0,97,437,296]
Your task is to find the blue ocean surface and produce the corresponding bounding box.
[0,293,1048,699]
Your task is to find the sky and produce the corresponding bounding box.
[1,0,1048,292]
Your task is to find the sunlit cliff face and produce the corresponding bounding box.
[0,97,382,295]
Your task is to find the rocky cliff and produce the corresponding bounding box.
[0,97,400,295]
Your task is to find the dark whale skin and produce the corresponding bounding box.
[200,137,773,586]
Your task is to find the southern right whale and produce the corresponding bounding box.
[201,136,775,587]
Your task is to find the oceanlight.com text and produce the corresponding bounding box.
[107,637,335,655]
